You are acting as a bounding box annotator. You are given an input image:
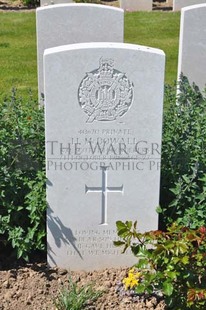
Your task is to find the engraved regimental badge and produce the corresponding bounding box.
[78,58,134,123]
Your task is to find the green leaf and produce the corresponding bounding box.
[163,281,174,296]
[156,205,163,213]
[146,285,154,295]
[154,244,166,255]
[135,284,145,294]
[113,241,125,247]
[117,228,129,237]
[181,255,189,265]
[136,258,149,269]
[116,221,126,230]
[131,245,141,256]
[166,271,177,280]
[125,221,132,230]
[17,248,23,259]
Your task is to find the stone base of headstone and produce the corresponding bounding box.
[40,0,73,6]
[119,0,153,11]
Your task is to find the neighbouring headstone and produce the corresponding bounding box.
[40,0,73,7]
[45,42,165,271]
[36,4,124,104]
[177,4,206,91]
[119,0,153,11]
[173,0,206,11]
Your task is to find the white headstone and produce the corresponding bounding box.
[173,0,206,11]
[36,4,124,104]
[40,0,73,7]
[45,42,165,271]
[177,4,206,91]
[119,0,153,11]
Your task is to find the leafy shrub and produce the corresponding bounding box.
[160,75,206,229]
[0,90,46,261]
[115,220,206,309]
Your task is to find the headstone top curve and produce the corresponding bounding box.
[182,3,206,12]
[37,3,124,13]
[44,42,165,57]
[36,1,124,104]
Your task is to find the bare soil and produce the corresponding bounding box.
[0,260,166,309]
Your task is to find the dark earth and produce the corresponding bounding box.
[0,1,170,308]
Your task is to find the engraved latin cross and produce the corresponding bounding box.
[85,166,124,225]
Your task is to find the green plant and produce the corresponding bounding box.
[54,277,103,310]
[22,0,40,7]
[115,220,206,309]
[160,76,206,229]
[0,90,46,261]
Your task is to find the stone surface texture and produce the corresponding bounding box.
[119,0,153,11]
[177,3,206,91]
[36,3,124,104]
[173,0,206,11]
[44,42,165,271]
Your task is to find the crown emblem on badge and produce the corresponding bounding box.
[78,58,134,123]
[99,58,114,78]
